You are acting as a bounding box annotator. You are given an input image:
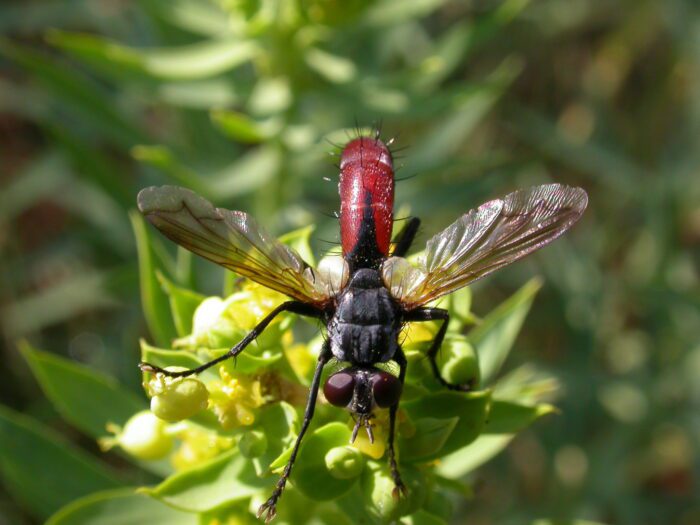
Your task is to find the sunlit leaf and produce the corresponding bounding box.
[471,277,542,384]
[20,342,144,439]
[0,405,123,520]
[46,488,197,525]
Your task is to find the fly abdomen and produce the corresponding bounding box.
[339,137,394,270]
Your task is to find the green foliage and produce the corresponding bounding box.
[2,0,697,524]
[3,220,553,523]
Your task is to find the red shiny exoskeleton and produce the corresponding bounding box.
[339,137,394,268]
[136,129,588,522]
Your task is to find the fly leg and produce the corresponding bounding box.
[257,342,331,522]
[139,301,322,378]
[391,217,420,257]
[404,308,474,392]
[388,348,408,498]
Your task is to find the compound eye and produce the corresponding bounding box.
[323,371,355,407]
[372,371,402,408]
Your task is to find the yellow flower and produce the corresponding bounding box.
[170,424,234,471]
[208,368,265,429]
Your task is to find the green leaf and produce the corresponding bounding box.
[398,417,458,462]
[210,110,281,144]
[20,342,144,439]
[48,31,259,81]
[407,59,520,173]
[483,401,556,434]
[400,391,490,462]
[250,402,298,477]
[304,48,357,84]
[471,277,542,384]
[0,40,143,147]
[435,435,513,479]
[131,145,208,194]
[0,404,123,520]
[292,423,360,500]
[1,271,118,338]
[278,225,317,267]
[47,488,197,525]
[130,211,178,348]
[156,272,205,337]
[364,0,450,26]
[207,146,281,200]
[436,400,554,478]
[143,449,267,512]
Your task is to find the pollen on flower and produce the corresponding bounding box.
[208,367,265,429]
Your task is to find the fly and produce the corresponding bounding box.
[137,132,588,521]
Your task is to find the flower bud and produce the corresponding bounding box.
[439,337,480,388]
[325,446,365,479]
[239,430,268,458]
[362,465,400,522]
[149,371,209,422]
[100,411,173,460]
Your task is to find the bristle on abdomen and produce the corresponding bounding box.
[338,137,395,270]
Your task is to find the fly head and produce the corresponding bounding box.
[323,366,402,443]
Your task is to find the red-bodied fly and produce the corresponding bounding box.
[137,131,588,521]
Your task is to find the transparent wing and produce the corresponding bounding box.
[383,184,588,308]
[138,185,339,305]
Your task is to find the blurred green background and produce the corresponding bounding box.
[0,0,698,524]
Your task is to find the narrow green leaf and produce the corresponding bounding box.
[20,342,144,439]
[400,391,490,462]
[483,401,556,434]
[304,48,356,83]
[471,277,542,384]
[398,417,459,462]
[130,211,178,348]
[364,0,449,26]
[435,435,513,479]
[210,111,281,143]
[47,488,197,525]
[436,400,554,478]
[278,225,316,267]
[0,404,123,520]
[143,450,267,512]
[0,40,143,147]
[156,272,205,337]
[48,31,258,80]
[207,146,281,199]
[1,271,118,338]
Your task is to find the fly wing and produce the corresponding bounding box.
[383,184,588,308]
[138,185,333,305]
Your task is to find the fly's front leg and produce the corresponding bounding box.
[404,307,474,392]
[388,348,407,499]
[257,342,331,522]
[139,301,321,378]
[391,217,420,257]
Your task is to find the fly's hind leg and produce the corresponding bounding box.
[257,342,331,522]
[391,217,420,257]
[404,307,475,392]
[139,301,321,378]
[388,348,408,498]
